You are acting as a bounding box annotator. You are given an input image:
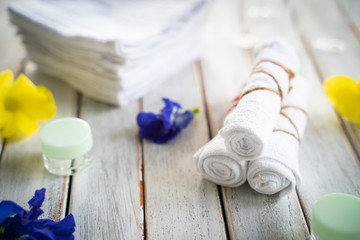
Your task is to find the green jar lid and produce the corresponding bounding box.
[311,193,360,240]
[40,117,93,160]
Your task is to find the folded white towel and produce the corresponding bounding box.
[219,38,299,159]
[29,32,205,106]
[253,37,300,73]
[247,76,308,196]
[8,0,209,106]
[194,135,248,187]
[14,4,208,88]
[9,0,207,58]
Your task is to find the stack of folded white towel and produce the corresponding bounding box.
[194,38,308,196]
[8,0,208,106]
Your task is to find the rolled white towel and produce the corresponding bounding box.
[253,37,300,73]
[219,38,299,159]
[247,76,308,196]
[194,135,247,187]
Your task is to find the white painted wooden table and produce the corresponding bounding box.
[1,0,360,239]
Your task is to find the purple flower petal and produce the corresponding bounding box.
[34,214,75,238]
[137,113,163,130]
[174,110,194,129]
[0,201,24,224]
[25,188,45,220]
[0,189,76,240]
[137,98,196,144]
[161,98,181,132]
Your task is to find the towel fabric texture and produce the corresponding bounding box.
[194,38,308,196]
[194,135,247,187]
[8,0,208,105]
[219,38,299,159]
[247,76,308,196]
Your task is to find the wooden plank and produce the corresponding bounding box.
[220,0,360,237]
[143,67,227,239]
[0,0,24,72]
[68,99,144,239]
[336,0,360,158]
[0,62,77,221]
[291,0,360,159]
[199,1,310,239]
[0,0,75,222]
[295,42,360,224]
[0,0,25,154]
[338,0,360,41]
[290,0,360,225]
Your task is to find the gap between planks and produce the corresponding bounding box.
[336,0,360,48]
[299,33,360,163]
[0,57,27,164]
[194,61,231,240]
[290,1,360,165]
[137,99,146,240]
[65,93,83,217]
[289,4,360,231]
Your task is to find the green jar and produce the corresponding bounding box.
[311,193,360,240]
[40,117,93,176]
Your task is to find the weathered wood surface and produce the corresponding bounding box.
[143,67,227,240]
[292,0,360,158]
[0,0,360,239]
[0,0,75,222]
[0,0,23,154]
[0,61,77,221]
[290,0,360,226]
[68,97,144,239]
[338,0,360,40]
[201,1,309,239]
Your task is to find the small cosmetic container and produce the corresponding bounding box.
[40,117,93,176]
[310,193,360,240]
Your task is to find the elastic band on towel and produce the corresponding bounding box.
[239,87,281,100]
[281,105,308,117]
[227,60,294,114]
[273,105,308,143]
[280,111,300,142]
[254,59,295,80]
[272,128,300,142]
[227,87,281,114]
[253,59,295,94]
[252,69,283,101]
[273,111,300,143]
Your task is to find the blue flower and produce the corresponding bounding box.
[0,188,75,240]
[137,98,198,144]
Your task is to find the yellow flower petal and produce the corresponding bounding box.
[1,111,39,140]
[0,71,56,141]
[0,106,10,128]
[6,74,56,119]
[23,86,57,120]
[0,70,14,128]
[324,75,360,126]
[6,73,38,98]
[0,70,14,93]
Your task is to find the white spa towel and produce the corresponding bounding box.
[8,0,208,106]
[219,38,299,159]
[25,32,205,106]
[247,76,308,196]
[253,37,300,73]
[11,3,208,89]
[8,0,207,58]
[194,135,248,187]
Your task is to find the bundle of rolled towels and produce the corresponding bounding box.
[194,38,308,196]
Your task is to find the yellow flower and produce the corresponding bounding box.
[324,75,360,126]
[0,70,56,141]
